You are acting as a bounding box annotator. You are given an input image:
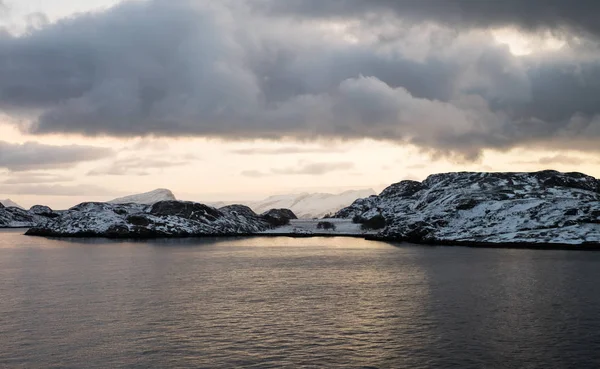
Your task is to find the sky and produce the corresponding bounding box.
[1,0,600,209]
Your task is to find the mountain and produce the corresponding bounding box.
[26,201,297,238]
[241,189,377,219]
[0,199,23,209]
[0,203,60,228]
[336,170,600,247]
[108,189,176,205]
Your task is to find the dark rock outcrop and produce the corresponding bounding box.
[261,208,298,227]
[30,205,60,218]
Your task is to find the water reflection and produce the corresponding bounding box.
[2,230,600,368]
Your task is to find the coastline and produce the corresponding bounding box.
[16,228,600,251]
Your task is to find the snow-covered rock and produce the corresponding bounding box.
[0,199,24,209]
[0,206,35,228]
[108,189,176,205]
[25,200,282,238]
[336,170,600,246]
[0,204,59,228]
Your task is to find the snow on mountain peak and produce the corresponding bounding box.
[249,189,377,219]
[0,199,24,209]
[108,189,176,205]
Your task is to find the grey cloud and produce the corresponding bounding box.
[0,184,115,196]
[273,162,354,175]
[514,154,600,166]
[257,0,600,37]
[0,141,113,171]
[1,172,72,184]
[240,170,265,178]
[538,155,583,165]
[87,156,191,176]
[242,161,354,177]
[0,0,599,160]
[231,146,342,155]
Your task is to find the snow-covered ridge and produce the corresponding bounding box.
[212,189,376,219]
[108,189,176,205]
[336,170,600,246]
[25,201,297,238]
[0,204,60,228]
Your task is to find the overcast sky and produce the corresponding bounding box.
[1,0,600,209]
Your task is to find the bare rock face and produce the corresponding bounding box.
[25,200,277,238]
[261,209,298,227]
[336,170,600,246]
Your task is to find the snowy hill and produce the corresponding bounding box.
[0,203,60,228]
[108,189,176,205]
[0,199,23,209]
[336,170,600,247]
[242,189,377,219]
[26,201,297,238]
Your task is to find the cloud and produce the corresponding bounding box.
[87,156,192,176]
[231,146,341,155]
[240,170,265,178]
[514,154,600,166]
[0,184,115,196]
[242,161,354,177]
[0,141,112,172]
[0,1,598,160]
[538,154,583,165]
[0,172,72,184]
[257,0,600,37]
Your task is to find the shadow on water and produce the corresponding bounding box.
[26,234,258,248]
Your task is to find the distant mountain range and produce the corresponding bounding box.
[8,170,600,247]
[210,189,377,219]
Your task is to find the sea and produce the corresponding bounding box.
[1,229,600,368]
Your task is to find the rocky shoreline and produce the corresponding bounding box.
[14,170,600,249]
[336,170,600,247]
[24,201,297,238]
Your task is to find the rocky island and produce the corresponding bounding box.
[14,170,600,249]
[0,203,60,228]
[336,170,600,248]
[25,201,297,238]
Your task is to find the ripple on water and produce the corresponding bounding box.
[1,231,600,368]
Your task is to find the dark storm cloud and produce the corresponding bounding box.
[258,0,600,37]
[0,141,112,171]
[0,0,599,159]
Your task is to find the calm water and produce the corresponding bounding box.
[1,229,600,368]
